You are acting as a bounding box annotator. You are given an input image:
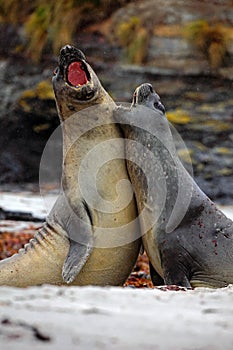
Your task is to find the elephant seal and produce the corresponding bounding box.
[0,45,141,287]
[114,83,233,288]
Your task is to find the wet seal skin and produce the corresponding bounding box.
[0,45,141,287]
[114,83,233,288]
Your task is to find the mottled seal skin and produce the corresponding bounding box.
[114,83,233,288]
[0,45,141,287]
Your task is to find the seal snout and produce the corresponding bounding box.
[133,83,165,114]
[58,45,87,75]
[60,45,86,64]
[60,44,73,56]
[56,45,91,88]
[135,83,154,102]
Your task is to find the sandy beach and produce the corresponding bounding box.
[0,192,233,349]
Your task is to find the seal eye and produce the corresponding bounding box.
[154,101,165,114]
[148,84,154,93]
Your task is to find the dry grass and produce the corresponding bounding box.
[183,20,230,70]
[116,17,149,64]
[0,0,133,61]
[153,25,181,38]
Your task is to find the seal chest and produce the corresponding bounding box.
[0,46,141,287]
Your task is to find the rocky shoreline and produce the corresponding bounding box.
[0,55,232,203]
[0,0,232,203]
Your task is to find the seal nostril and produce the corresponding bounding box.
[60,45,72,56]
[60,48,66,56]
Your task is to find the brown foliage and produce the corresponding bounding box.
[183,20,229,69]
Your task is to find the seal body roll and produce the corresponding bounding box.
[0,46,141,287]
[114,83,233,288]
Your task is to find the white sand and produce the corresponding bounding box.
[0,285,233,349]
[0,192,233,349]
[0,192,56,220]
[0,191,233,221]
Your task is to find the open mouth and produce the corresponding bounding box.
[54,46,97,101]
[66,60,90,87]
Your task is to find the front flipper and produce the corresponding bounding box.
[56,197,94,284]
[163,271,191,288]
[47,194,94,284]
[47,193,94,283]
[62,238,93,284]
[159,242,192,288]
[162,258,191,288]
[149,260,191,289]
[149,261,164,286]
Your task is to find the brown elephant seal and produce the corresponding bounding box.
[114,83,233,288]
[0,45,141,287]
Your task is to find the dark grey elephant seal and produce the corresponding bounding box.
[0,45,141,287]
[114,83,233,288]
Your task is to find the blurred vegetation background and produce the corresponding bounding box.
[0,0,233,67]
[0,0,132,61]
[0,0,232,203]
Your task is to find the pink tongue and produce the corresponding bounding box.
[67,62,88,86]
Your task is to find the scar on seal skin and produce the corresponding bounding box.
[114,83,233,289]
[0,45,141,287]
